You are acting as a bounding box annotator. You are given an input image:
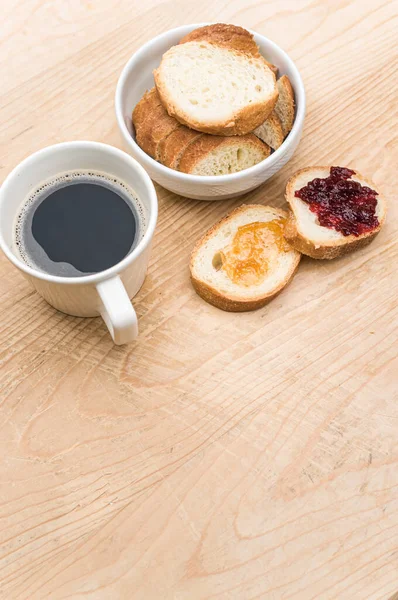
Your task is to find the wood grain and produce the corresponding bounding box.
[1,0,398,598]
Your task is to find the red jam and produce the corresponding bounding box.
[294,166,379,236]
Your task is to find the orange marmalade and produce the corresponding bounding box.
[220,219,290,286]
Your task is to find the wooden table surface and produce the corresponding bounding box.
[1,1,398,598]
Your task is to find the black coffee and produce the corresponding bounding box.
[15,172,146,277]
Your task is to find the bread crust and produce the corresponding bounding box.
[275,75,295,136]
[284,166,387,259]
[191,263,300,311]
[254,111,284,150]
[154,42,278,136]
[178,135,224,173]
[283,213,381,259]
[178,134,270,174]
[190,205,301,311]
[159,126,203,169]
[180,23,260,56]
[131,88,161,124]
[179,24,278,75]
[132,88,179,159]
[132,89,270,173]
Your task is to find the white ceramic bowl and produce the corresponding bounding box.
[115,24,306,201]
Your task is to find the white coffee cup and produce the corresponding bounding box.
[0,141,158,344]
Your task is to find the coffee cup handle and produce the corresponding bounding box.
[96,276,138,345]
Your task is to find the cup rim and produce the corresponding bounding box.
[115,22,306,184]
[0,141,158,286]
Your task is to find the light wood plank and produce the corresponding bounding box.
[0,0,397,598]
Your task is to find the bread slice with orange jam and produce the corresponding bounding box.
[190,205,301,311]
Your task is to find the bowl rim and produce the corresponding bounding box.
[115,23,306,184]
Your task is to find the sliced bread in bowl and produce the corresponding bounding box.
[284,166,387,259]
[154,40,278,136]
[179,23,278,74]
[132,88,270,174]
[132,88,179,160]
[254,111,284,150]
[179,23,260,56]
[254,75,295,149]
[159,126,203,169]
[190,204,301,311]
[178,134,270,175]
[275,75,295,137]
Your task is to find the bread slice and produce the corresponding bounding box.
[132,89,270,174]
[254,75,295,147]
[132,88,179,160]
[154,40,278,136]
[275,75,295,137]
[159,126,203,169]
[131,87,162,124]
[180,23,260,56]
[254,111,284,150]
[178,134,270,175]
[190,204,301,311]
[179,23,278,75]
[284,167,387,259]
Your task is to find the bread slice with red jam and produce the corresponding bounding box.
[284,166,387,259]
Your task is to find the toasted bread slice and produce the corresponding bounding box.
[159,126,203,169]
[132,90,270,173]
[154,40,278,136]
[254,111,284,150]
[132,88,179,160]
[179,23,278,75]
[180,23,260,56]
[190,204,301,311]
[275,75,295,137]
[131,87,162,123]
[284,167,387,259]
[254,76,295,146]
[178,134,270,175]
